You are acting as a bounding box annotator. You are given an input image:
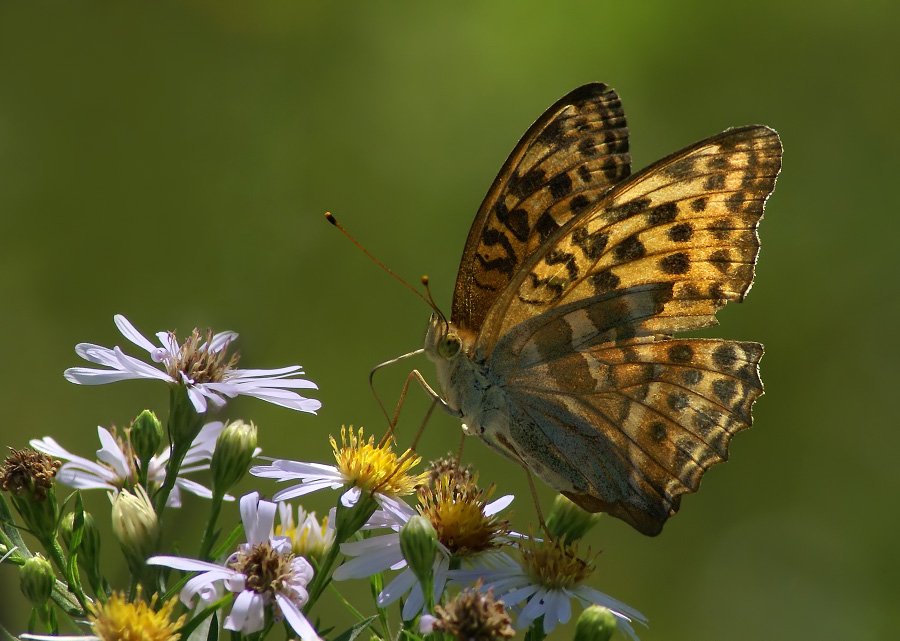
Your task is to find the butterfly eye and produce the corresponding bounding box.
[438,333,462,359]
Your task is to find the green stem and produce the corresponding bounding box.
[328,582,367,621]
[304,543,341,613]
[44,538,89,613]
[198,493,224,560]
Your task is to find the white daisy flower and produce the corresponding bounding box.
[451,539,647,639]
[332,470,516,621]
[64,314,321,414]
[29,422,227,507]
[148,492,321,641]
[250,426,427,520]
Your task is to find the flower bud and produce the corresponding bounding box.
[131,410,163,463]
[211,420,258,495]
[111,486,159,574]
[546,495,601,544]
[61,510,102,573]
[19,554,54,607]
[400,515,438,595]
[573,605,618,641]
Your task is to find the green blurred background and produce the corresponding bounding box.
[1,1,897,639]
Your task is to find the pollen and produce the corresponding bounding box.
[90,590,185,641]
[330,426,426,496]
[520,537,595,590]
[166,328,238,383]
[417,471,509,556]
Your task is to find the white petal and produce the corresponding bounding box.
[229,365,303,378]
[377,568,417,606]
[187,385,209,413]
[147,556,231,573]
[272,479,343,502]
[21,636,97,641]
[225,590,265,634]
[95,426,131,480]
[114,314,159,354]
[207,331,238,353]
[56,468,116,491]
[517,587,550,630]
[339,533,400,556]
[275,593,322,641]
[574,586,648,625]
[64,367,147,385]
[175,477,214,499]
[402,582,425,620]
[111,347,172,380]
[375,494,417,523]
[340,486,361,507]
[504,584,540,609]
[484,494,514,516]
[333,544,403,580]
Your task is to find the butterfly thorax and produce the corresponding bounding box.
[423,314,511,443]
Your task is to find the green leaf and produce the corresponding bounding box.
[331,615,378,641]
[210,522,244,560]
[178,595,233,640]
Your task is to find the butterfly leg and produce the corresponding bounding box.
[523,465,551,538]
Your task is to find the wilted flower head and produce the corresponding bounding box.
[0,447,60,501]
[423,583,515,641]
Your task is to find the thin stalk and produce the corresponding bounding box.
[198,493,224,560]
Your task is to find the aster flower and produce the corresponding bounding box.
[147,492,320,641]
[419,582,515,641]
[21,589,186,641]
[451,539,647,639]
[251,426,427,519]
[29,422,227,507]
[276,503,335,563]
[333,464,515,620]
[64,314,321,414]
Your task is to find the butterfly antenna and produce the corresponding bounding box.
[420,275,449,332]
[325,212,434,309]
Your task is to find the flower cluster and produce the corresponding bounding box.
[1,314,645,641]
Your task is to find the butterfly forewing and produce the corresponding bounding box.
[451,83,631,334]
[479,125,781,352]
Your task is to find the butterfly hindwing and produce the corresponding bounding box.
[478,125,782,352]
[497,338,764,535]
[452,83,631,335]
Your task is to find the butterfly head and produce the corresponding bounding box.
[423,312,464,362]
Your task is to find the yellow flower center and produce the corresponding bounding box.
[417,473,509,556]
[90,591,185,641]
[330,426,426,496]
[520,538,595,590]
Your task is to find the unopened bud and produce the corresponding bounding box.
[546,495,601,544]
[19,554,54,607]
[131,410,163,463]
[61,510,101,569]
[211,420,258,494]
[111,486,158,573]
[400,515,437,593]
[573,605,618,641]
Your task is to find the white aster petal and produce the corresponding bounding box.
[275,593,321,641]
[484,494,515,516]
[272,478,344,502]
[114,314,159,354]
[378,568,418,607]
[225,590,266,634]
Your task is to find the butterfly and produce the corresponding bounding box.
[422,83,782,536]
